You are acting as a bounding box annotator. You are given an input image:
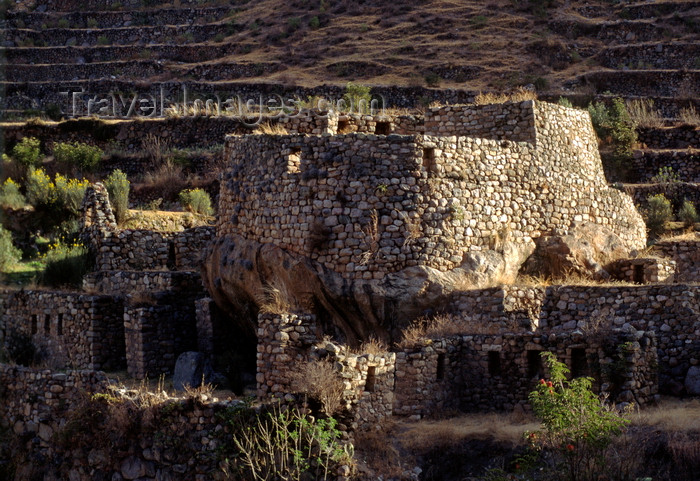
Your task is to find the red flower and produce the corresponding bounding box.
[546,381,553,388]
[566,444,575,451]
[539,379,546,385]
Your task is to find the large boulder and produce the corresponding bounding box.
[173,352,214,392]
[685,366,700,395]
[202,235,535,345]
[522,222,631,280]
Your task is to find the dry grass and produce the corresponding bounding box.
[473,87,537,106]
[397,314,490,349]
[291,359,346,416]
[142,133,171,164]
[627,99,664,128]
[257,279,296,315]
[397,411,539,453]
[358,209,379,265]
[355,337,388,356]
[630,398,700,432]
[141,158,187,201]
[679,106,700,126]
[253,122,289,135]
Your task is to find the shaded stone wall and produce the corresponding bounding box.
[393,329,658,416]
[637,126,700,149]
[653,239,700,283]
[0,289,125,371]
[630,150,699,183]
[83,270,204,295]
[124,296,198,379]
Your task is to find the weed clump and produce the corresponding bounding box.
[178,188,213,216]
[644,193,673,238]
[104,169,130,225]
[11,137,42,167]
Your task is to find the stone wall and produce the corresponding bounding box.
[597,43,698,70]
[637,126,700,149]
[623,182,700,213]
[630,150,699,183]
[92,225,214,271]
[0,289,125,371]
[653,238,700,283]
[608,257,676,284]
[393,329,658,415]
[124,297,198,379]
[83,269,204,295]
[218,101,645,281]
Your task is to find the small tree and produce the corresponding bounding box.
[342,82,372,114]
[678,199,699,228]
[528,352,630,481]
[0,226,21,270]
[104,169,130,225]
[644,193,672,238]
[11,137,42,167]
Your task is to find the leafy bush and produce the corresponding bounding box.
[25,167,55,207]
[178,188,213,215]
[608,98,637,161]
[587,101,611,139]
[342,82,372,114]
[41,240,92,287]
[557,97,574,108]
[0,226,21,270]
[53,141,103,172]
[104,169,130,225]
[54,174,89,216]
[309,15,320,29]
[11,137,41,167]
[527,352,630,481]
[678,199,699,228]
[651,166,680,184]
[0,178,27,209]
[645,193,673,238]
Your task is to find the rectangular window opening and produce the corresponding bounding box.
[31,315,38,335]
[422,147,435,173]
[57,314,63,336]
[337,119,351,134]
[633,264,644,284]
[44,314,51,335]
[527,350,542,379]
[436,353,445,381]
[571,348,588,378]
[365,366,377,393]
[375,121,392,135]
[488,351,502,376]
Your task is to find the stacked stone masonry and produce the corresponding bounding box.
[219,101,645,280]
[0,289,125,371]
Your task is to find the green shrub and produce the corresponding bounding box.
[0,178,27,209]
[527,352,630,481]
[53,141,103,172]
[179,188,213,215]
[0,226,21,270]
[309,15,320,29]
[11,137,42,167]
[342,82,372,114]
[25,167,55,207]
[678,199,699,228]
[651,166,680,184]
[645,193,673,238]
[557,97,574,108]
[608,97,637,161]
[587,101,611,139]
[54,174,89,216]
[41,240,92,287]
[104,169,130,225]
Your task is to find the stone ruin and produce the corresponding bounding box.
[1,101,698,432]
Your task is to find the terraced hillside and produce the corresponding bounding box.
[0,0,698,115]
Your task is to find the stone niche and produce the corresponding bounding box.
[203,100,647,343]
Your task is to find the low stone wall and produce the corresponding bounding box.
[608,257,676,284]
[393,329,658,415]
[623,182,700,212]
[4,60,164,82]
[630,150,699,183]
[0,289,125,371]
[4,5,231,29]
[83,270,204,295]
[596,43,698,70]
[92,225,214,271]
[580,70,700,97]
[653,239,700,283]
[637,126,700,149]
